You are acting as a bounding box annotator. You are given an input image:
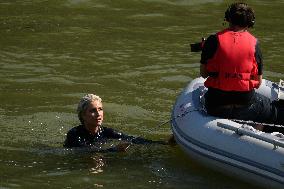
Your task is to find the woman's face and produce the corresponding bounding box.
[82,100,104,128]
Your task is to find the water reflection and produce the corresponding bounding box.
[265,71,284,80]
[0,140,256,189]
[140,0,223,6]
[88,154,105,174]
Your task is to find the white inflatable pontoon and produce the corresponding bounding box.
[171,77,284,188]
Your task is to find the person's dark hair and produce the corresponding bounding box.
[225,2,255,28]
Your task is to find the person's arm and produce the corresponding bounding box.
[254,40,263,88]
[254,74,262,88]
[255,40,263,76]
[200,64,209,78]
[63,129,82,148]
[200,34,218,78]
[103,127,168,145]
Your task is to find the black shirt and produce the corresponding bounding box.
[63,125,164,149]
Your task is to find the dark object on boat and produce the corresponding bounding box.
[233,119,284,134]
[190,37,206,52]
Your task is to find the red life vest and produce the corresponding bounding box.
[204,29,260,91]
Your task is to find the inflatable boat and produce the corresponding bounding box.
[171,77,284,188]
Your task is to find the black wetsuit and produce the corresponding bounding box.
[64,125,165,150]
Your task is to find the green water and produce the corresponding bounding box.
[1,0,283,188]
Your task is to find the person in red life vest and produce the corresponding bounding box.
[200,2,284,128]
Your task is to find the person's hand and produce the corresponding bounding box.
[115,142,131,152]
[253,124,264,131]
[167,134,177,146]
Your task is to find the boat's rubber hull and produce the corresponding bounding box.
[171,77,284,188]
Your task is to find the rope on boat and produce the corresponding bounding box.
[157,108,201,128]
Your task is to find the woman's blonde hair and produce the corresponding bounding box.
[77,94,102,124]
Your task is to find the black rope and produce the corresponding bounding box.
[157,109,201,128]
[231,119,284,128]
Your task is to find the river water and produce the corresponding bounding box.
[0,0,283,188]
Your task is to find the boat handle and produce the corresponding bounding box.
[217,122,284,149]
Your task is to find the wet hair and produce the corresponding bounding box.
[77,94,102,124]
[225,2,255,28]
